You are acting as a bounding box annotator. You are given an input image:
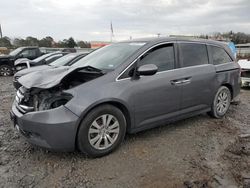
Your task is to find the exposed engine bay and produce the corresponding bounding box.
[15,68,104,113]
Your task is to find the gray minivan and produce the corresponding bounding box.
[10,37,241,157]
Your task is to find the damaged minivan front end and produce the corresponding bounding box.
[10,66,104,151]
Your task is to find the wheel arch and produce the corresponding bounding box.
[221,83,233,99]
[74,100,133,149]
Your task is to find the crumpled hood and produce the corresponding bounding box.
[18,66,84,89]
[238,59,250,69]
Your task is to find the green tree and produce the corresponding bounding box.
[55,40,67,48]
[13,38,27,47]
[66,37,76,48]
[77,40,91,48]
[0,37,12,48]
[39,36,54,47]
[26,36,39,46]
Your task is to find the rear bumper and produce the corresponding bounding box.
[10,102,79,151]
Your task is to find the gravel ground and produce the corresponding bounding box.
[0,76,250,188]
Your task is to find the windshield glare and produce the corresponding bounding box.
[73,42,145,70]
[50,54,78,67]
[9,48,23,56]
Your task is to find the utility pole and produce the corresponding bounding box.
[0,23,2,39]
[110,21,114,42]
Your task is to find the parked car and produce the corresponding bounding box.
[238,59,250,87]
[0,47,44,76]
[13,52,89,89]
[10,38,241,157]
[15,52,69,71]
[40,47,77,54]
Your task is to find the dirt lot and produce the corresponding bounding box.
[0,76,250,188]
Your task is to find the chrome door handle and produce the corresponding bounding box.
[171,80,183,85]
[171,78,191,85]
[181,79,191,84]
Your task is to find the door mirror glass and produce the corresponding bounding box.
[137,64,158,76]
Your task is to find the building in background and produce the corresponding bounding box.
[90,41,110,49]
[236,43,250,58]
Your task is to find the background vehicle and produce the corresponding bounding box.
[13,52,89,89]
[10,38,240,157]
[15,52,69,71]
[0,47,43,76]
[238,59,250,87]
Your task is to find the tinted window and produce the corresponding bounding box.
[21,49,37,58]
[210,46,232,65]
[179,43,208,67]
[139,44,175,72]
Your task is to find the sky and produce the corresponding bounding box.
[0,0,250,41]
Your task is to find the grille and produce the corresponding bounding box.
[15,87,34,114]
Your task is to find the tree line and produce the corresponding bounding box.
[199,31,250,44]
[0,36,91,48]
[1,31,250,49]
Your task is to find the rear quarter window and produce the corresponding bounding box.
[179,43,209,67]
[209,45,233,65]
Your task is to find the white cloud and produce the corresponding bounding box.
[0,0,249,41]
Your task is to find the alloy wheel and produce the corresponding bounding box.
[0,66,12,76]
[88,114,120,150]
[216,89,230,115]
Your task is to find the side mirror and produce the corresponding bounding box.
[137,64,158,76]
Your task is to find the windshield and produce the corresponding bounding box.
[72,42,145,70]
[9,48,23,56]
[33,53,52,63]
[50,53,78,67]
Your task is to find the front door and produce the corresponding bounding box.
[130,43,183,128]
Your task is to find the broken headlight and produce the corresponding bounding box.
[34,91,73,111]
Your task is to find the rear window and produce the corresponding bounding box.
[179,43,209,67]
[210,46,232,65]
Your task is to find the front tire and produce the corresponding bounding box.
[0,65,13,76]
[77,104,126,157]
[209,86,231,118]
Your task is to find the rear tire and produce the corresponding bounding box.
[0,65,13,76]
[208,86,231,118]
[77,104,126,158]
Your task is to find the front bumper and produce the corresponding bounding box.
[241,77,250,87]
[10,102,79,151]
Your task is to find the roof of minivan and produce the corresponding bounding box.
[122,37,228,48]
